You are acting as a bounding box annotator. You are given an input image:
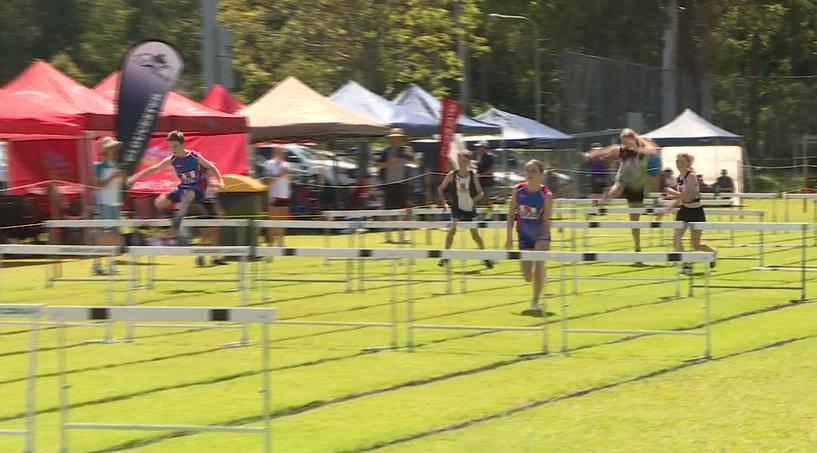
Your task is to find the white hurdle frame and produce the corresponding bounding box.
[0,304,42,453]
[553,220,684,296]
[255,247,714,358]
[0,245,120,343]
[691,222,810,302]
[47,306,275,453]
[557,251,714,363]
[254,246,402,353]
[44,219,252,288]
[126,246,253,347]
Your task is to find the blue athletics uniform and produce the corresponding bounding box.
[515,182,552,250]
[168,151,208,204]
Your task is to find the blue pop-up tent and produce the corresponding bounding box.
[471,108,575,147]
[643,109,742,147]
[393,84,501,135]
[329,81,440,137]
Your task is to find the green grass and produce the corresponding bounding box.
[1,199,816,452]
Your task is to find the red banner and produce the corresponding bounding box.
[130,133,248,195]
[438,97,461,173]
[7,139,86,195]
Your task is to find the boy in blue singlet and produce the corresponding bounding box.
[505,159,552,313]
[126,131,224,243]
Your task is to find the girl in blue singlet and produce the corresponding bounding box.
[505,159,552,312]
[126,131,224,241]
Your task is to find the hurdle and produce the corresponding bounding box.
[0,245,120,343]
[551,221,684,295]
[125,246,253,346]
[255,246,403,353]
[570,207,766,248]
[556,250,714,362]
[44,219,251,288]
[691,222,810,302]
[0,304,42,453]
[47,306,275,453]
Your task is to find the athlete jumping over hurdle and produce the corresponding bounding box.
[437,149,494,270]
[661,152,717,274]
[126,131,224,244]
[582,128,660,258]
[506,159,552,313]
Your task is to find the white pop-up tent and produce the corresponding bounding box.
[644,109,743,191]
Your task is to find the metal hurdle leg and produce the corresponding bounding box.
[360,257,401,352]
[0,305,42,453]
[52,306,275,453]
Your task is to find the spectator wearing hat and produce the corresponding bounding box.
[475,141,495,203]
[377,127,415,243]
[92,136,125,275]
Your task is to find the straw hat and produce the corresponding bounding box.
[386,128,406,138]
[100,136,122,149]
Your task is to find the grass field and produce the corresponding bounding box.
[1,200,817,453]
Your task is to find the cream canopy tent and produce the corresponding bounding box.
[644,109,744,191]
[240,76,389,141]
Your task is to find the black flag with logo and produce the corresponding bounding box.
[115,39,184,176]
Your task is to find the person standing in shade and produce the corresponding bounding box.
[377,128,415,244]
[437,150,493,269]
[475,141,495,204]
[584,142,608,200]
[263,146,291,247]
[92,136,125,275]
[716,169,735,193]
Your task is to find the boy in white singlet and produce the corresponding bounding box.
[437,150,493,269]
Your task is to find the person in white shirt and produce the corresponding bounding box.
[263,146,291,247]
[91,136,125,275]
[436,150,493,269]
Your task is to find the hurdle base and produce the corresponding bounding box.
[518,350,549,358]
[361,345,400,353]
[82,338,129,345]
[683,355,710,364]
[221,340,252,348]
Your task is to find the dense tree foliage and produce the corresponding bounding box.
[1,0,816,157]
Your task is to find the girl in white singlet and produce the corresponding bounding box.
[662,152,717,274]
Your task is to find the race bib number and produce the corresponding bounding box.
[518,204,539,220]
[180,170,197,183]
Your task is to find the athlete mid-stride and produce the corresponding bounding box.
[506,159,552,313]
[127,131,224,243]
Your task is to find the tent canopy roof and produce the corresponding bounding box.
[239,76,389,141]
[643,109,741,146]
[329,81,439,137]
[393,84,501,135]
[94,72,247,134]
[3,60,115,131]
[201,83,245,114]
[474,108,575,147]
[0,88,83,137]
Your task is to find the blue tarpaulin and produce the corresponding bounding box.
[392,84,501,135]
[643,109,742,147]
[473,108,575,147]
[330,81,440,137]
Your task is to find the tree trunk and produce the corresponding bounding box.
[661,0,679,124]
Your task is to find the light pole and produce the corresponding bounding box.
[488,13,541,123]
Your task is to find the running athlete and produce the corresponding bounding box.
[437,150,493,269]
[583,128,660,255]
[661,152,717,274]
[126,131,224,242]
[505,159,552,312]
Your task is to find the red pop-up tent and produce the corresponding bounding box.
[202,84,245,114]
[93,72,247,134]
[2,60,116,131]
[0,88,83,137]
